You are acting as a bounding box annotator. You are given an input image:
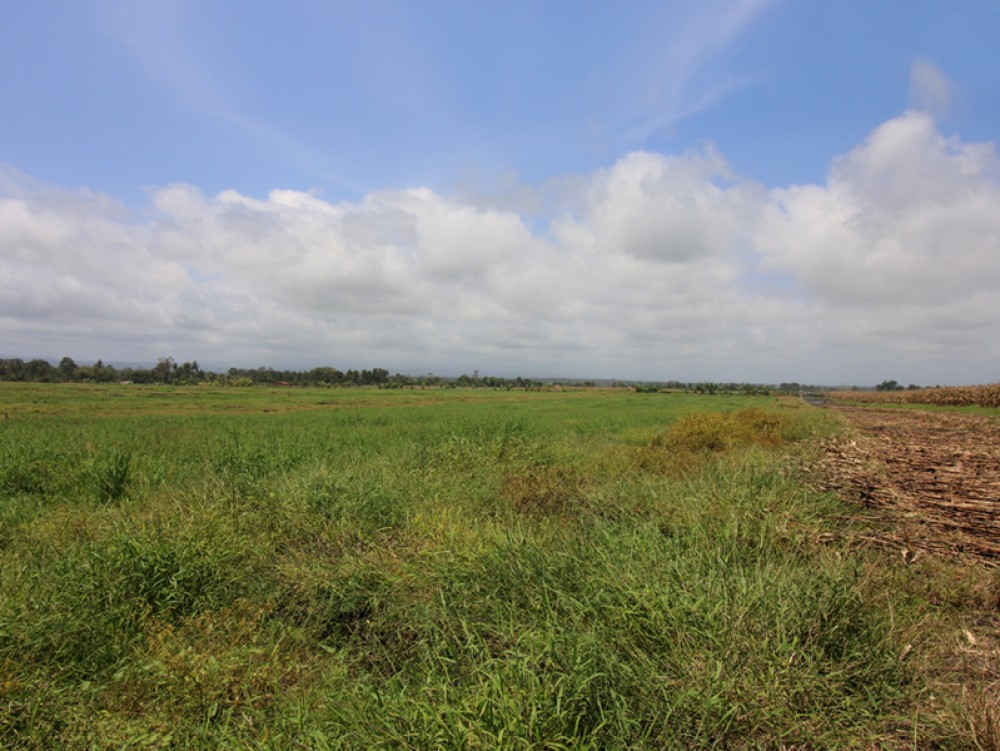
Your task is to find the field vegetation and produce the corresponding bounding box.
[0,384,994,749]
[829,383,1000,409]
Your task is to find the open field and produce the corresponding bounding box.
[1,384,996,749]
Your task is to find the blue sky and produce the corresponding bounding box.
[2,1,1000,384]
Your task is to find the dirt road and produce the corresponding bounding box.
[821,405,1000,564]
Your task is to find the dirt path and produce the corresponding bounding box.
[821,405,1000,565]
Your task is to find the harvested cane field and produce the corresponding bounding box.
[820,406,1000,563]
[1,384,997,749]
[829,383,1000,409]
[816,402,1000,751]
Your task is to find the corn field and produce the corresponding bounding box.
[829,383,1000,408]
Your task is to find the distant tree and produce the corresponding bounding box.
[91,359,117,383]
[25,359,56,382]
[875,380,902,392]
[154,357,175,384]
[634,383,661,393]
[0,358,26,381]
[174,361,203,384]
[308,366,343,385]
[58,356,78,380]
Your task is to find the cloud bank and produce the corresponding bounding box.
[2,110,999,384]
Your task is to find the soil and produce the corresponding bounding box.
[819,405,1000,565]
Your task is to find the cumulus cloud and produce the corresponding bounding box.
[757,111,1000,304]
[2,110,1000,383]
[567,148,755,263]
[0,170,186,334]
[755,111,1000,380]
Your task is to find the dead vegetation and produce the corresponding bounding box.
[500,465,589,517]
[818,406,1000,563]
[829,383,1000,409]
[816,404,1000,748]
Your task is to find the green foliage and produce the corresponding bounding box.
[0,516,249,690]
[300,464,413,532]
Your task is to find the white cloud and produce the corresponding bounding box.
[757,111,1000,305]
[2,109,1000,384]
[754,111,1000,382]
[909,58,953,119]
[571,148,757,263]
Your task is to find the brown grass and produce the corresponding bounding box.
[500,465,588,517]
[966,684,1000,751]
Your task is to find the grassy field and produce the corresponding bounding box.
[0,384,993,749]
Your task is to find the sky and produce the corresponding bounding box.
[2,0,1000,385]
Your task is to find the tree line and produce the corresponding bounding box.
[0,356,840,393]
[0,357,548,389]
[0,356,216,385]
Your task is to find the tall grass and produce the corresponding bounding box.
[91,446,133,502]
[0,385,988,748]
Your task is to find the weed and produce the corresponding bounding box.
[91,446,132,503]
[435,417,540,470]
[304,466,411,532]
[106,531,234,619]
[0,455,55,496]
[661,407,800,452]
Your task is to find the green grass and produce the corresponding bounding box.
[0,384,990,749]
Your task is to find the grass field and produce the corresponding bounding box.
[0,384,993,749]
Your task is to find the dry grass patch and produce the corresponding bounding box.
[966,684,1000,751]
[501,465,589,517]
[664,407,799,451]
[615,408,815,479]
